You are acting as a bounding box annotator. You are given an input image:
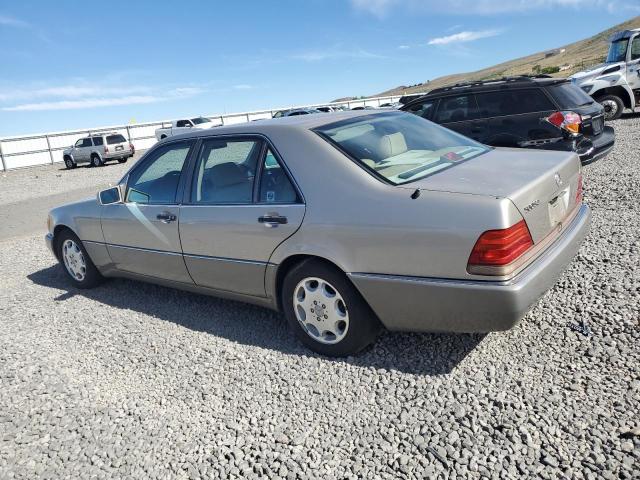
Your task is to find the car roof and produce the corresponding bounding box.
[404,76,568,104]
[169,110,403,141]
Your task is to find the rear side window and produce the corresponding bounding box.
[92,137,104,146]
[546,83,594,109]
[476,89,555,117]
[176,120,193,127]
[258,149,299,204]
[434,95,480,123]
[106,134,127,145]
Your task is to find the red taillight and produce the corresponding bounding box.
[468,220,534,273]
[546,111,582,134]
[104,146,109,153]
[576,173,583,203]
[129,143,134,152]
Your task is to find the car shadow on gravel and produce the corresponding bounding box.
[29,265,485,376]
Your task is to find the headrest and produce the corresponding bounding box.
[203,162,246,188]
[378,132,408,158]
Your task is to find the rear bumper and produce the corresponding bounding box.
[349,204,591,333]
[536,127,614,165]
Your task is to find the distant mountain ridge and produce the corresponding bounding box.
[338,16,640,101]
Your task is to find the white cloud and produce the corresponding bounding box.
[350,0,638,15]
[2,96,162,112]
[428,29,502,45]
[232,84,253,90]
[398,45,411,50]
[0,83,206,112]
[291,48,385,62]
[0,14,30,28]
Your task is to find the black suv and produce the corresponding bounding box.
[401,76,615,165]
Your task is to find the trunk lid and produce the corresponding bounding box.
[400,147,581,243]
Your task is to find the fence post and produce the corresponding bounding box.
[0,141,6,172]
[45,135,54,164]
[245,113,250,123]
[126,125,131,142]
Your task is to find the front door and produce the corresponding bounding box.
[179,138,304,297]
[74,138,92,162]
[101,140,195,283]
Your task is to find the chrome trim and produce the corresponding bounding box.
[467,203,585,277]
[103,242,183,256]
[183,253,272,266]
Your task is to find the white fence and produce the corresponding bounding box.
[0,94,410,171]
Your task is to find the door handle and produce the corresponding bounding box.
[156,211,177,223]
[258,215,287,227]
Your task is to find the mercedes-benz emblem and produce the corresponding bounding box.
[554,173,563,187]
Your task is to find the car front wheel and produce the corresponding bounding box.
[57,230,104,289]
[598,94,624,121]
[64,156,76,169]
[282,259,381,356]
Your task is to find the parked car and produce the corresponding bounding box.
[155,117,216,141]
[379,102,402,109]
[351,105,376,110]
[63,133,134,169]
[571,28,640,120]
[401,76,615,165]
[272,108,322,118]
[46,111,590,356]
[315,106,336,113]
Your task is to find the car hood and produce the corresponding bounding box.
[571,61,625,84]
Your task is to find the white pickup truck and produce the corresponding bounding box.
[155,117,217,140]
[571,28,640,120]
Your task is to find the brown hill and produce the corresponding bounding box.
[367,15,640,99]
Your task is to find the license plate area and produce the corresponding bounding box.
[548,188,570,227]
[115,145,124,151]
[592,116,603,135]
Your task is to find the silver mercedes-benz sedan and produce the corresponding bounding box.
[46,111,590,356]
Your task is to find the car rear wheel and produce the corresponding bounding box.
[91,154,104,167]
[57,230,104,289]
[118,157,128,164]
[282,259,381,356]
[598,94,624,121]
[63,156,76,169]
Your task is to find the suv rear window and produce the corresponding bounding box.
[106,134,127,145]
[547,83,594,109]
[315,112,489,185]
[476,89,555,117]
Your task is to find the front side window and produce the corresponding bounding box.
[176,120,193,128]
[258,149,298,204]
[77,138,92,148]
[434,95,480,123]
[315,112,490,185]
[631,37,640,61]
[92,137,104,146]
[607,39,629,63]
[191,139,262,204]
[191,117,211,125]
[106,134,127,145]
[477,89,555,116]
[126,141,192,204]
[406,99,438,120]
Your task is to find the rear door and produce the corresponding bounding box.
[179,137,305,297]
[476,88,557,147]
[101,140,195,283]
[433,93,488,142]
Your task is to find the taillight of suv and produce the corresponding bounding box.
[546,111,582,135]
[467,220,534,275]
[129,143,135,154]
[104,146,109,154]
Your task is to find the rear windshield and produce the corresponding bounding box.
[191,117,211,125]
[547,83,594,109]
[106,134,127,145]
[314,112,490,185]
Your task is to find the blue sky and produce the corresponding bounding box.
[0,0,638,136]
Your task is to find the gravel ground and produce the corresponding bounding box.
[0,153,143,206]
[1,117,639,479]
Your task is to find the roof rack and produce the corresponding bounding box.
[425,74,557,95]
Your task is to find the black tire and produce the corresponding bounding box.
[160,135,167,140]
[56,229,104,289]
[598,94,624,121]
[91,154,104,167]
[281,259,381,357]
[118,157,128,164]
[63,156,76,169]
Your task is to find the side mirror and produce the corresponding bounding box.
[98,185,124,205]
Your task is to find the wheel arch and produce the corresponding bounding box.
[51,224,76,260]
[270,254,347,312]
[593,86,634,109]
